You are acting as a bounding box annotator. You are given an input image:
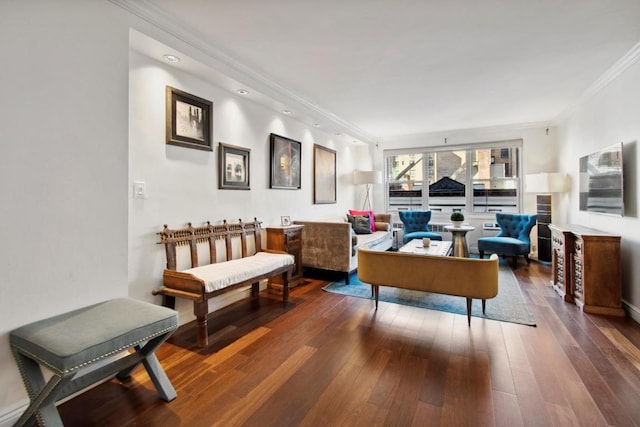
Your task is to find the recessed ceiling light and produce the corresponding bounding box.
[282,110,292,115]
[335,133,342,136]
[312,123,320,128]
[237,89,249,95]
[162,54,180,63]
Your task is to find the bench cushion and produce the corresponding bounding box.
[9,298,178,375]
[183,252,294,293]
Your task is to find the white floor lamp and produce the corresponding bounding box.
[353,170,383,211]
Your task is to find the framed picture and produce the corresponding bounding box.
[269,133,301,189]
[281,216,291,226]
[313,144,336,204]
[218,142,250,190]
[166,86,213,151]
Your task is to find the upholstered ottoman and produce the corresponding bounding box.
[10,298,178,427]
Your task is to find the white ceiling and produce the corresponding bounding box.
[122,0,640,142]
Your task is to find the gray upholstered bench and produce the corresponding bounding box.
[9,298,178,427]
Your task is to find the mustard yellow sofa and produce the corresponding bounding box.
[293,214,392,283]
[357,248,499,325]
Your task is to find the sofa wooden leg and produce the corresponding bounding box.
[524,254,531,264]
[482,299,486,314]
[374,285,379,309]
[466,298,472,326]
[511,256,518,269]
[345,272,350,285]
[479,250,484,259]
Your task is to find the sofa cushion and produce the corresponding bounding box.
[357,230,392,249]
[347,214,372,234]
[349,209,376,231]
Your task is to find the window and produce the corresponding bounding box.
[385,140,522,215]
[387,154,424,209]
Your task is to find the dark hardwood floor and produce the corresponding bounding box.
[58,261,640,426]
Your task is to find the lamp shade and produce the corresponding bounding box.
[353,170,383,185]
[525,172,567,193]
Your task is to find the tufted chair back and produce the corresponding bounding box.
[496,213,537,243]
[399,210,432,233]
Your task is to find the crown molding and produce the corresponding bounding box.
[380,120,553,144]
[555,40,640,123]
[110,0,374,143]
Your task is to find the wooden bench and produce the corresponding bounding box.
[10,298,178,427]
[154,218,294,347]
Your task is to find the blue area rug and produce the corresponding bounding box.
[322,260,536,326]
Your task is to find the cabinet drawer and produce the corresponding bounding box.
[284,230,302,244]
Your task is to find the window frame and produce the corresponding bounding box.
[384,139,523,217]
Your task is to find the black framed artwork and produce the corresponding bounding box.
[166,86,213,151]
[218,142,250,190]
[269,133,301,189]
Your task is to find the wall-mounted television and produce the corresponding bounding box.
[579,142,624,216]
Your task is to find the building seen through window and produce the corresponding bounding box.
[385,142,521,214]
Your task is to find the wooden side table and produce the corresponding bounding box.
[266,225,304,294]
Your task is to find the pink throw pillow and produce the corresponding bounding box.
[348,209,376,232]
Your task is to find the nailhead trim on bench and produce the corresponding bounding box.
[11,325,177,375]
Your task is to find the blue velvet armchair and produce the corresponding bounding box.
[399,210,443,244]
[478,213,537,269]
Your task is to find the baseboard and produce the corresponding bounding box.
[0,353,127,427]
[622,299,640,324]
[0,401,27,427]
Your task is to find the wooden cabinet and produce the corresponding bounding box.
[266,225,304,293]
[550,225,575,302]
[549,224,624,316]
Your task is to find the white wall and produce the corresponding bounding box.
[0,1,129,422]
[557,57,640,319]
[128,51,361,323]
[0,2,365,421]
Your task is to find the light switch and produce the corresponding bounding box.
[133,181,146,199]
